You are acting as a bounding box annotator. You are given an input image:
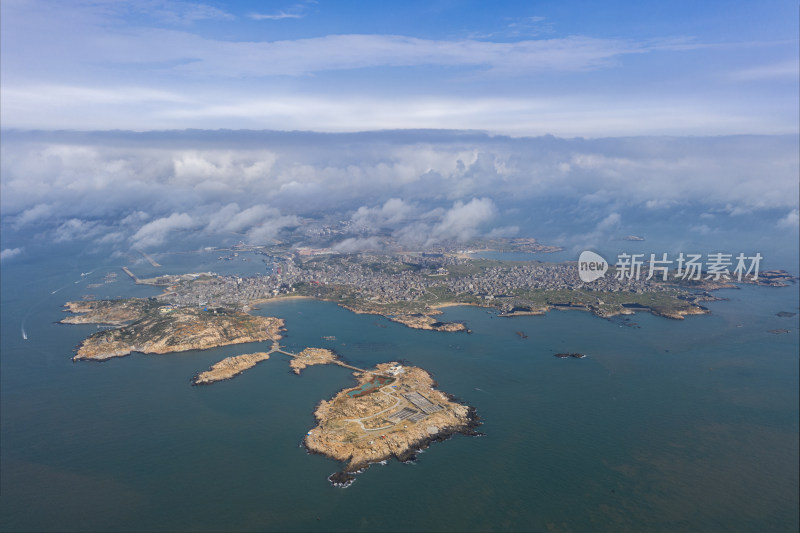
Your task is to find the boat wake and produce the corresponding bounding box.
[21,326,27,340]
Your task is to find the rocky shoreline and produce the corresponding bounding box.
[324,408,482,488]
[337,303,469,332]
[64,301,284,361]
[193,352,271,385]
[555,352,587,359]
[303,363,481,487]
[387,313,469,332]
[289,348,339,374]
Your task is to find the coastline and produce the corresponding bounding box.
[429,302,485,310]
[321,406,483,488]
[67,305,285,361]
[303,363,481,486]
[193,352,271,385]
[245,295,313,311]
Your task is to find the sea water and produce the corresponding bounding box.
[1,244,798,532]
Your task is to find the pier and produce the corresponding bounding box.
[121,266,140,283]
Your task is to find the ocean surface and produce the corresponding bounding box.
[1,246,798,532]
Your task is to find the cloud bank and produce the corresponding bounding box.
[1,130,797,252]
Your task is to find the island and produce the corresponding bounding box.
[193,352,271,385]
[289,347,340,374]
[304,362,481,487]
[59,233,796,487]
[65,301,284,361]
[387,313,468,332]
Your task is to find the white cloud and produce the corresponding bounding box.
[777,209,799,230]
[244,214,299,244]
[690,224,714,235]
[52,218,103,242]
[0,247,23,261]
[121,211,151,225]
[351,198,416,230]
[95,231,126,244]
[1,132,797,252]
[222,205,277,233]
[14,203,53,228]
[429,198,496,243]
[341,198,498,248]
[1,0,796,136]
[130,213,196,248]
[487,225,520,238]
[596,212,621,232]
[248,1,313,21]
[145,1,235,24]
[2,9,661,79]
[171,150,277,188]
[729,60,798,81]
[4,87,791,136]
[249,11,304,20]
[565,212,623,251]
[205,203,298,242]
[331,237,382,253]
[206,203,242,233]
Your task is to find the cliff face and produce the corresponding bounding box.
[304,363,480,483]
[72,307,284,361]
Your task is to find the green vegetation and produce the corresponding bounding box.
[510,287,697,316]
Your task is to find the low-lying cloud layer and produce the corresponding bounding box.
[1,130,797,253]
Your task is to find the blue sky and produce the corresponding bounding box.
[0,2,798,265]
[1,0,797,135]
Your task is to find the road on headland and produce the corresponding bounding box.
[345,387,406,432]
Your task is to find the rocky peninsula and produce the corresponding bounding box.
[67,300,284,361]
[61,298,155,325]
[304,362,480,486]
[193,352,271,385]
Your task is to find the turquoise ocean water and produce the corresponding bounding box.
[1,247,798,532]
